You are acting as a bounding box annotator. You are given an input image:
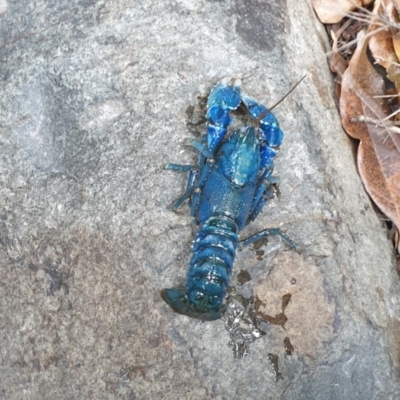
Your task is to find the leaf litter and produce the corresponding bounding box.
[312,0,400,251]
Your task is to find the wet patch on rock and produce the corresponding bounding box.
[254,252,335,357]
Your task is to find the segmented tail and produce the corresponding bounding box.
[188,216,239,288]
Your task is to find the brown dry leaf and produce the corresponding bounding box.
[330,30,349,77]
[369,29,396,69]
[379,0,400,20]
[394,0,400,13]
[392,34,400,93]
[340,31,400,231]
[330,30,349,98]
[393,33,400,60]
[312,0,375,24]
[369,0,399,69]
[387,63,400,92]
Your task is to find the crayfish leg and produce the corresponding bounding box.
[239,228,298,251]
[164,163,194,172]
[246,168,278,224]
[167,168,198,212]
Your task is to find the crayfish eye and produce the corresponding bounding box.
[195,292,205,301]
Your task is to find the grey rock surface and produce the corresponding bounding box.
[1,0,400,399]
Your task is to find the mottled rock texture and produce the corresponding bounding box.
[1,0,400,399]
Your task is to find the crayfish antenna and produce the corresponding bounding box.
[253,75,307,128]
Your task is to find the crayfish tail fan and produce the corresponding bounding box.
[160,288,225,321]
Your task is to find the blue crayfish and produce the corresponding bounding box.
[161,78,297,321]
